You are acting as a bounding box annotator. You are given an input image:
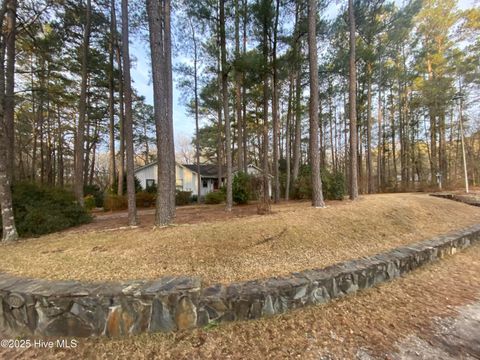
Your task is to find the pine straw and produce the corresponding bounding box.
[2,241,480,359]
[0,193,479,284]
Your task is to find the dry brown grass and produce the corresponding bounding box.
[2,241,480,360]
[0,193,479,284]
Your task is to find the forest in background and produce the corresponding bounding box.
[0,0,479,240]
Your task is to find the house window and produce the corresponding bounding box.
[146,179,155,189]
[202,180,208,188]
[176,178,183,190]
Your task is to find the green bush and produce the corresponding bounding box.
[84,195,96,211]
[145,183,157,193]
[176,191,192,206]
[1,182,92,237]
[84,184,104,207]
[292,166,312,200]
[190,194,199,203]
[112,174,142,194]
[292,166,345,201]
[322,170,345,200]
[136,192,156,208]
[205,191,225,204]
[232,172,252,204]
[103,194,128,211]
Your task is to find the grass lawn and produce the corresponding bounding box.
[0,193,479,284]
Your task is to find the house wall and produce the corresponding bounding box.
[178,170,215,197]
[244,164,272,197]
[136,163,271,197]
[201,178,215,196]
[136,164,157,190]
[135,164,211,197]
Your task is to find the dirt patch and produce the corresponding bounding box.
[0,193,479,284]
[1,241,479,359]
[84,202,273,232]
[390,301,480,359]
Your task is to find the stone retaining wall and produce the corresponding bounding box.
[430,193,480,207]
[1,224,480,338]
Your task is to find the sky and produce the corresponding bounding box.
[129,0,477,143]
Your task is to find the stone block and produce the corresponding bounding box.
[175,296,197,330]
[149,297,176,333]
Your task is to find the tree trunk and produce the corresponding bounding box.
[308,0,325,208]
[216,15,223,189]
[366,63,373,194]
[260,3,271,214]
[272,0,280,203]
[39,58,45,184]
[285,75,293,200]
[0,1,18,242]
[348,0,358,200]
[147,0,175,226]
[83,87,91,185]
[234,0,244,173]
[4,0,16,180]
[439,112,447,185]
[390,90,398,184]
[122,0,137,226]
[220,0,232,212]
[164,0,175,218]
[56,105,64,187]
[45,79,53,185]
[189,18,201,203]
[108,0,116,191]
[89,125,98,186]
[377,84,383,191]
[291,3,302,183]
[115,34,125,196]
[30,54,37,181]
[242,0,248,171]
[74,0,91,206]
[292,72,302,182]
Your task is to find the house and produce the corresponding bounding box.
[134,162,272,197]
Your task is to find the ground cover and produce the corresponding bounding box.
[1,240,479,359]
[0,193,479,284]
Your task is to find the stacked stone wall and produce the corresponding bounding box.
[1,224,479,337]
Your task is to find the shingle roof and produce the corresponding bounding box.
[135,162,272,178]
[182,164,226,178]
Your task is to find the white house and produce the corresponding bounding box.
[134,162,272,197]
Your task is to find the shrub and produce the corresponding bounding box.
[145,183,157,193]
[176,191,192,206]
[1,182,92,237]
[136,192,156,208]
[205,191,225,204]
[249,175,264,200]
[232,172,252,204]
[292,166,312,200]
[84,195,96,211]
[190,194,199,203]
[105,191,158,210]
[292,166,346,201]
[112,174,142,194]
[84,184,104,207]
[103,194,128,211]
[322,170,345,200]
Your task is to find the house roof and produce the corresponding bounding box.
[134,161,225,178]
[135,161,272,178]
[182,164,226,178]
